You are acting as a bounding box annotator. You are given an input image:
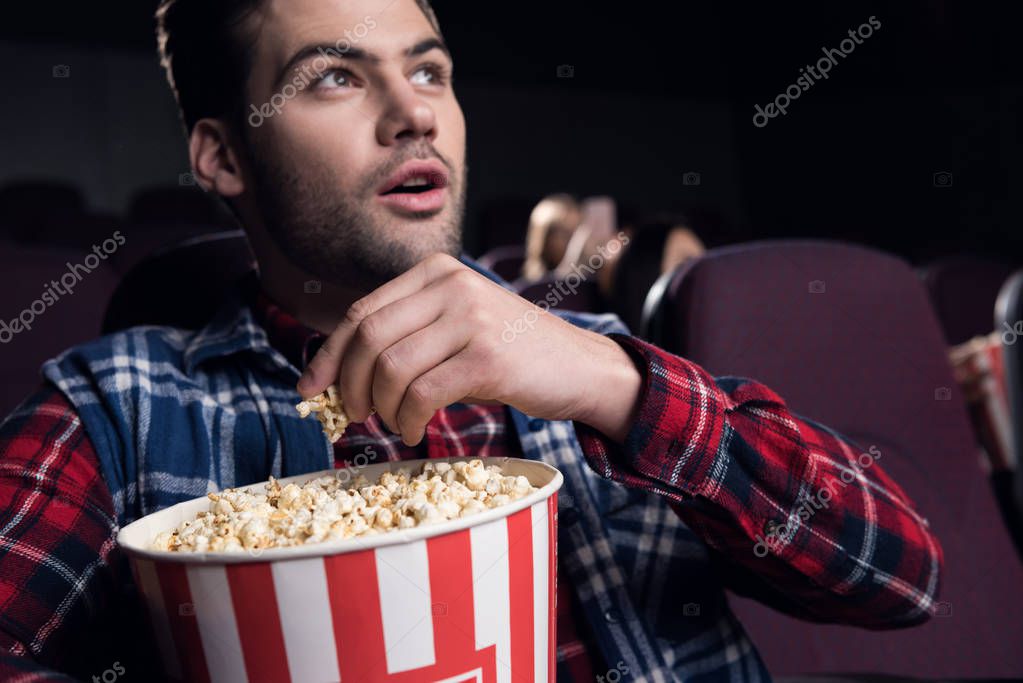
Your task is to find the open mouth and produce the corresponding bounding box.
[376,161,450,214]
[382,176,440,195]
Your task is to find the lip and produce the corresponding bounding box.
[375,160,450,215]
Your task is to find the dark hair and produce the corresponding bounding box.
[155,0,443,135]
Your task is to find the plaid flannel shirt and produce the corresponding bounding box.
[0,259,942,682]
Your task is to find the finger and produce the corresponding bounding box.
[371,315,469,432]
[298,253,462,397]
[338,283,453,421]
[396,351,488,446]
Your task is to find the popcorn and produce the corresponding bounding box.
[296,385,350,443]
[151,460,539,552]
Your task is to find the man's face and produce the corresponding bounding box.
[240,0,466,290]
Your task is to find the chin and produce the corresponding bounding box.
[381,217,462,257]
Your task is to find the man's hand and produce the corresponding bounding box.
[297,254,642,446]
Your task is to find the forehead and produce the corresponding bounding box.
[249,0,440,67]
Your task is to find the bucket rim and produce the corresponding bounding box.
[117,456,563,565]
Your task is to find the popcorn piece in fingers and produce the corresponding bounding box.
[296,385,350,443]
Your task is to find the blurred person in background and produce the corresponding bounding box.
[609,215,706,332]
[520,192,582,281]
[557,195,617,279]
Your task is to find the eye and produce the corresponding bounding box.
[410,63,449,87]
[315,68,354,91]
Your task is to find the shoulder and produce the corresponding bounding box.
[41,325,197,404]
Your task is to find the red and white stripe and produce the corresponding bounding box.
[132,494,557,683]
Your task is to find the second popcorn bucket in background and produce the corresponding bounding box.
[117,456,563,683]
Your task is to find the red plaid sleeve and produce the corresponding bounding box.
[576,335,944,629]
[0,387,119,681]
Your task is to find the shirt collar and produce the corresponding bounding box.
[250,290,325,370]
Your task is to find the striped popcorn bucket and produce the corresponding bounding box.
[117,457,562,683]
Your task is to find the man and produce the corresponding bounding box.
[0,1,942,680]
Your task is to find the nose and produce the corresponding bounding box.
[376,78,437,146]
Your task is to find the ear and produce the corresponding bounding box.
[188,118,246,198]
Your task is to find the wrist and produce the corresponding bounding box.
[575,333,643,443]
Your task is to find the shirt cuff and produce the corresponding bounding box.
[574,334,727,500]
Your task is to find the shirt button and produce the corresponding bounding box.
[528,418,545,432]
[604,608,621,624]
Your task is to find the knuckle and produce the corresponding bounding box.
[376,347,403,379]
[423,253,461,279]
[465,300,490,327]
[345,298,374,326]
[354,314,384,348]
[408,377,436,406]
[427,252,457,267]
[450,267,478,288]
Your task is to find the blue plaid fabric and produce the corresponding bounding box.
[41,259,771,682]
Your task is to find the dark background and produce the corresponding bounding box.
[0,0,1020,260]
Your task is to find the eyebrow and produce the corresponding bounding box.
[275,36,450,88]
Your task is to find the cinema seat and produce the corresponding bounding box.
[0,245,119,416]
[127,185,233,228]
[35,211,125,251]
[922,255,1016,345]
[478,244,526,283]
[0,180,87,243]
[994,271,1023,558]
[643,241,1023,678]
[515,273,606,314]
[102,230,256,334]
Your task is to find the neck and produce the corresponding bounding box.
[246,226,363,335]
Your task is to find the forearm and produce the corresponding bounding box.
[576,335,944,627]
[0,388,122,677]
